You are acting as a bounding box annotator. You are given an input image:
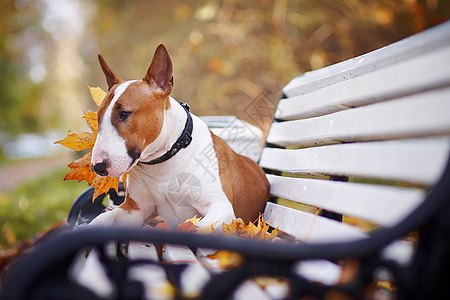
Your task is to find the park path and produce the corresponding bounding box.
[0,153,72,192]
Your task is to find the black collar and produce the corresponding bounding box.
[140,102,193,165]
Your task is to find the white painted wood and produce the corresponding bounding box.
[269,87,450,147]
[266,174,425,227]
[283,21,450,97]
[276,46,450,120]
[127,242,174,300]
[162,245,211,298]
[201,115,263,162]
[232,280,272,300]
[196,247,223,273]
[260,137,450,186]
[294,260,342,285]
[70,249,115,298]
[264,202,367,243]
[381,240,415,266]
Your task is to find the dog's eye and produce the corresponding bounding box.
[119,111,132,121]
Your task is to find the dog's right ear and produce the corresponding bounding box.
[144,44,173,94]
[98,54,121,91]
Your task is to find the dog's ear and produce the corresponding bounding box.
[144,44,173,94]
[98,54,121,91]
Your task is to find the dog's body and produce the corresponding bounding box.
[89,45,269,229]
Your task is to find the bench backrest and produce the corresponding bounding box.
[260,21,450,243]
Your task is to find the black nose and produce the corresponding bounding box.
[92,162,108,176]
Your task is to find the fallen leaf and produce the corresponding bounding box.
[185,215,202,226]
[207,250,244,270]
[92,176,120,201]
[222,216,278,241]
[87,85,107,106]
[196,221,218,235]
[177,221,198,233]
[154,221,172,231]
[83,110,98,134]
[64,152,96,185]
[122,172,128,190]
[55,131,96,151]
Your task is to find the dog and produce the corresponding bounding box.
[88,44,269,230]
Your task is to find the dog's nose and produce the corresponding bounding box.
[92,162,109,176]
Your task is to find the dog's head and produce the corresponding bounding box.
[91,44,173,177]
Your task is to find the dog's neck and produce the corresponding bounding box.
[138,97,188,164]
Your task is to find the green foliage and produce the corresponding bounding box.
[0,167,87,249]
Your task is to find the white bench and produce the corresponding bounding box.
[3,21,450,300]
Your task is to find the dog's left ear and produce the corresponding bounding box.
[98,54,121,91]
[144,44,173,94]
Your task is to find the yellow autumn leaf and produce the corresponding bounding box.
[64,152,96,185]
[92,176,120,201]
[55,131,96,151]
[83,110,98,134]
[122,172,128,190]
[207,250,244,270]
[185,215,202,226]
[87,85,107,106]
[196,221,218,235]
[222,216,278,241]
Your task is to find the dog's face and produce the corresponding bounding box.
[91,45,173,177]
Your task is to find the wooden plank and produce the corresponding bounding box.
[266,174,425,227]
[231,281,272,300]
[260,137,450,186]
[70,249,115,298]
[283,21,450,97]
[294,260,342,285]
[276,46,450,120]
[201,115,264,162]
[162,244,211,298]
[264,202,367,243]
[127,242,174,300]
[268,87,450,147]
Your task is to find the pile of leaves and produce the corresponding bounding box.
[55,86,126,200]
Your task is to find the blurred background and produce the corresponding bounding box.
[0,0,449,249]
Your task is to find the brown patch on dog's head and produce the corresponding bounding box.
[92,44,175,176]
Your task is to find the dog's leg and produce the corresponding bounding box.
[89,196,155,227]
[196,197,235,229]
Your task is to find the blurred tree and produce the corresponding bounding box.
[0,1,44,137]
[1,0,449,139]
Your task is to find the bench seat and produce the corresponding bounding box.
[3,21,450,300]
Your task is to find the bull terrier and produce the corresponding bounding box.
[89,44,269,229]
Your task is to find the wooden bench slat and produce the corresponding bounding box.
[71,249,115,298]
[282,22,450,98]
[264,202,367,243]
[276,45,450,121]
[268,87,450,147]
[127,242,174,300]
[260,137,450,185]
[266,174,424,227]
[162,245,211,298]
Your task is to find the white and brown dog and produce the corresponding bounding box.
[89,44,269,229]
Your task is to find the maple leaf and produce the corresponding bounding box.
[92,176,120,200]
[196,221,218,235]
[87,85,106,106]
[57,86,127,202]
[207,250,244,270]
[176,215,202,233]
[83,110,98,134]
[64,152,96,185]
[55,131,96,151]
[222,216,278,241]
